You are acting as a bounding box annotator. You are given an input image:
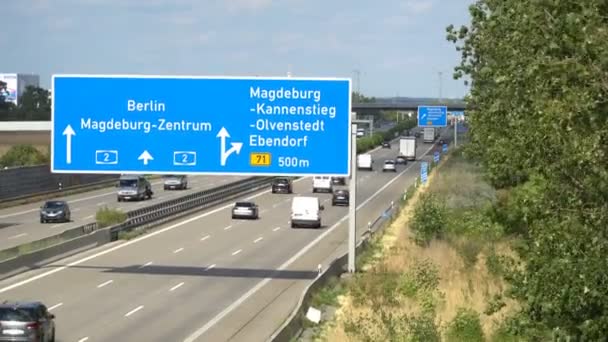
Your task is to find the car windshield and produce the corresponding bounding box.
[43,201,65,209]
[274,179,288,184]
[163,175,178,179]
[119,179,138,187]
[0,308,35,322]
[385,160,395,164]
[335,190,349,196]
[235,202,253,207]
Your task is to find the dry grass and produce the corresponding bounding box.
[317,152,518,342]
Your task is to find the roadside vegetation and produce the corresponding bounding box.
[0,144,49,168]
[95,206,127,228]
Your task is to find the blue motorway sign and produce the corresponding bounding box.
[442,144,448,153]
[51,75,351,176]
[417,105,447,127]
[420,162,428,184]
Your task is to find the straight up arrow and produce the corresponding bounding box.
[138,150,154,165]
[62,125,76,164]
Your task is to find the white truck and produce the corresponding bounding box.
[399,137,417,161]
[423,127,435,143]
[357,154,373,171]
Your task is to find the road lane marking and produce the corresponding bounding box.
[8,233,27,239]
[139,261,153,269]
[231,249,242,256]
[204,264,216,271]
[96,202,106,206]
[253,237,263,243]
[200,235,210,242]
[170,282,185,292]
[173,247,184,254]
[182,142,436,342]
[84,215,94,220]
[223,225,232,231]
[124,305,144,317]
[72,208,82,212]
[77,337,89,342]
[48,303,63,311]
[97,280,113,288]
[51,224,64,229]
[272,227,281,232]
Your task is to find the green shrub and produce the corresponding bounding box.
[343,309,440,342]
[444,308,485,342]
[0,144,48,167]
[484,293,507,315]
[410,193,448,246]
[310,276,346,308]
[349,264,402,307]
[96,206,127,228]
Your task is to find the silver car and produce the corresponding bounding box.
[163,175,188,190]
[0,301,56,342]
[382,160,397,172]
[231,201,259,219]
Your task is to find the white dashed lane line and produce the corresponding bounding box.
[204,264,216,271]
[77,337,89,342]
[231,249,242,256]
[272,227,281,232]
[7,233,27,239]
[173,247,184,254]
[223,225,232,231]
[170,282,185,292]
[139,261,153,269]
[48,303,63,311]
[253,237,263,244]
[124,305,144,317]
[97,280,113,288]
[200,235,210,242]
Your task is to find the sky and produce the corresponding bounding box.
[2,0,472,98]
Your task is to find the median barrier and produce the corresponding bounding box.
[0,176,276,279]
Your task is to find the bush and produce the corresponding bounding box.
[0,144,49,167]
[444,308,485,342]
[96,206,127,228]
[343,309,440,342]
[410,193,448,246]
[350,264,402,307]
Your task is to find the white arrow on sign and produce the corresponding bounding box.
[216,127,243,166]
[138,150,154,165]
[62,125,76,164]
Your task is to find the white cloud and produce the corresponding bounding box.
[402,0,434,14]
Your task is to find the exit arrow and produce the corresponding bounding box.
[62,125,76,164]
[138,150,154,165]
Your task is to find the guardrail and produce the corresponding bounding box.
[0,176,277,279]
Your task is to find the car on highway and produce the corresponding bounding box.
[271,178,293,194]
[117,174,153,202]
[39,200,71,223]
[331,176,346,186]
[382,141,391,148]
[312,176,333,193]
[382,159,397,172]
[163,175,188,190]
[332,189,350,206]
[231,201,259,219]
[395,155,408,165]
[0,301,56,342]
[291,196,324,228]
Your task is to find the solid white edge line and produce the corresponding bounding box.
[124,305,144,317]
[8,233,27,239]
[0,176,308,295]
[182,143,436,342]
[139,261,153,269]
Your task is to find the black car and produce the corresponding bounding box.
[231,201,259,219]
[332,189,350,206]
[39,201,71,223]
[271,178,293,193]
[438,139,445,146]
[331,177,346,186]
[381,141,391,148]
[395,155,408,165]
[0,301,56,342]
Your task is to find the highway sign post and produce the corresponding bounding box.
[442,143,448,153]
[51,75,351,177]
[421,162,428,184]
[417,105,447,127]
[433,151,440,163]
[348,122,357,273]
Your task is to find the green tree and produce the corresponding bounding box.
[447,1,608,339]
[352,91,376,103]
[0,81,17,120]
[0,144,49,167]
[15,86,51,120]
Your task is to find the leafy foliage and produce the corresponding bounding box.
[0,144,49,167]
[447,0,608,338]
[410,193,447,246]
[444,308,485,342]
[0,85,51,121]
[96,206,127,228]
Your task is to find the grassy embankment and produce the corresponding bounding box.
[307,148,520,341]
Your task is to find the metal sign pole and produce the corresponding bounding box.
[454,116,458,147]
[348,122,358,273]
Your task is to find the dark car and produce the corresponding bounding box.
[231,201,259,219]
[438,139,445,146]
[271,178,293,194]
[332,189,350,206]
[39,201,71,223]
[414,131,421,138]
[381,141,391,148]
[331,177,346,186]
[0,301,56,342]
[395,155,408,165]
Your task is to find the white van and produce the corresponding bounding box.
[312,176,332,193]
[290,196,324,228]
[357,154,373,171]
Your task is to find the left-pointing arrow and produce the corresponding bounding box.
[138,150,154,165]
[62,125,76,164]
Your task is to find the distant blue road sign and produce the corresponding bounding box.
[451,110,465,116]
[417,106,447,127]
[433,151,440,163]
[420,162,428,184]
[52,75,351,176]
[442,144,448,153]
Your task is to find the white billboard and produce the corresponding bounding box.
[0,74,18,104]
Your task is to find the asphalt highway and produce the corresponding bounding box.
[0,175,247,250]
[0,128,448,342]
